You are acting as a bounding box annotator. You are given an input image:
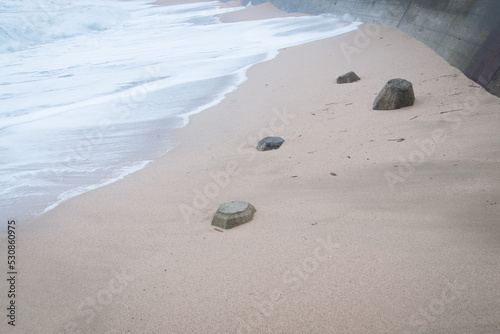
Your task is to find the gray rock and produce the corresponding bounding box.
[211,201,256,230]
[373,78,415,110]
[337,71,360,84]
[256,136,284,151]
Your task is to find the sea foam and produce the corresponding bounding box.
[0,0,360,222]
[0,0,132,53]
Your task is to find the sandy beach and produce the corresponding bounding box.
[3,1,500,333]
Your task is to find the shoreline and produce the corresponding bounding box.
[21,0,349,224]
[5,1,500,333]
[24,0,356,223]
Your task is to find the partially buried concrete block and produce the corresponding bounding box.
[373,78,415,110]
[257,136,284,151]
[337,71,360,84]
[211,201,256,230]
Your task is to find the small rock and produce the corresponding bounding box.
[373,78,415,110]
[256,136,284,151]
[211,201,256,230]
[337,71,360,84]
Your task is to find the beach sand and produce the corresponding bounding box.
[3,2,500,333]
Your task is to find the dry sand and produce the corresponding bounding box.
[2,1,500,333]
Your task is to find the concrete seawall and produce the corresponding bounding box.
[241,0,500,97]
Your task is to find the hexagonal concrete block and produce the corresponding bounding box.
[211,201,256,230]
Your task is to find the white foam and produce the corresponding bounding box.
[0,0,359,221]
[43,159,152,214]
[320,12,362,23]
[0,0,133,53]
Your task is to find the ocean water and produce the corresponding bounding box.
[0,0,360,221]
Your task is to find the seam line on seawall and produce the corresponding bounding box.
[397,0,413,29]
